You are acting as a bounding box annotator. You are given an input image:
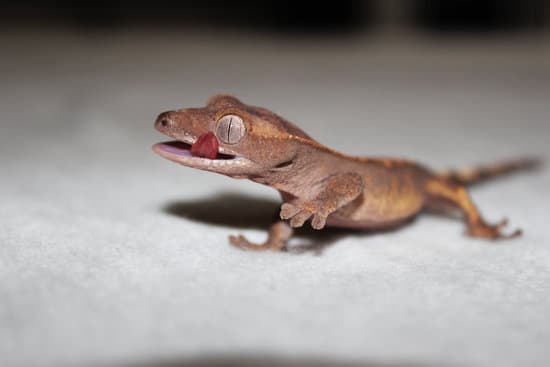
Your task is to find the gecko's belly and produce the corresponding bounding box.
[326,190,424,230]
[325,214,415,230]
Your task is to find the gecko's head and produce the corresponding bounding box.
[153,95,309,178]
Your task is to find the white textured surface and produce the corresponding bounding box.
[1,30,549,367]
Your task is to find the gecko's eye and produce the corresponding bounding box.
[216,114,246,144]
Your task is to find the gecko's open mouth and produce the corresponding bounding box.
[153,140,235,160]
[153,128,257,174]
[153,130,238,161]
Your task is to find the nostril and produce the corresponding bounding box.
[156,111,177,131]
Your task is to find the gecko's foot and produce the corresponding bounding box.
[229,234,281,251]
[280,202,327,230]
[229,221,292,251]
[466,218,522,240]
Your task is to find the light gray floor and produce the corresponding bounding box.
[1,29,549,367]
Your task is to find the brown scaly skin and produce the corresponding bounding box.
[153,95,537,251]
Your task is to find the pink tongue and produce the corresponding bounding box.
[191,132,219,159]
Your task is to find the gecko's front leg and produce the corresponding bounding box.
[281,172,364,230]
[229,173,363,251]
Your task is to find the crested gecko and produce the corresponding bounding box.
[153,95,536,251]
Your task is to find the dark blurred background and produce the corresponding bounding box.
[2,0,548,34]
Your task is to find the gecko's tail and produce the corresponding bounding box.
[437,157,541,186]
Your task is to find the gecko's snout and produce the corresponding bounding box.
[155,111,176,132]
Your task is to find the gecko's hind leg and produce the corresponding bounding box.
[229,221,293,251]
[425,179,521,240]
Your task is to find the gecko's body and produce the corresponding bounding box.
[153,95,534,250]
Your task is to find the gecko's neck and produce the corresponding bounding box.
[248,148,343,198]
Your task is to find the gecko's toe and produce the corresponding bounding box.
[466,220,522,241]
[311,215,327,230]
[290,211,312,228]
[229,234,287,251]
[496,217,509,229]
[229,234,249,250]
[280,203,300,220]
[507,228,522,238]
